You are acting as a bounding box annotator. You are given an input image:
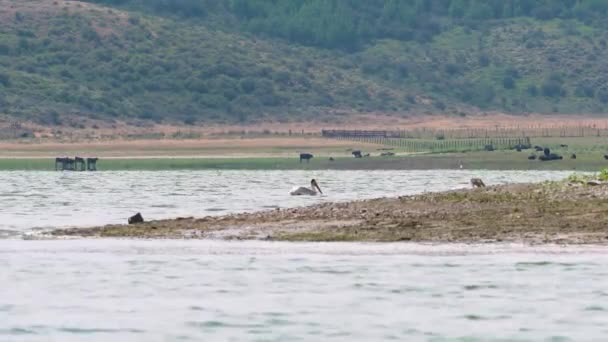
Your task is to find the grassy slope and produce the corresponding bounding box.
[1,1,608,126]
[0,0,425,125]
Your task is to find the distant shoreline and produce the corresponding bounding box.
[50,180,608,244]
[0,152,602,171]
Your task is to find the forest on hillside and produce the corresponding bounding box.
[2,0,608,125]
[88,0,608,49]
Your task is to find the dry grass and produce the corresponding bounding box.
[0,137,376,157]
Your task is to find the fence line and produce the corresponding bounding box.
[322,129,534,152]
[322,127,608,139]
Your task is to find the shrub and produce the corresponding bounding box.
[541,80,565,97]
[239,78,256,94]
[597,90,608,103]
[527,85,539,96]
[478,54,490,67]
[575,83,594,98]
[0,73,10,87]
[503,76,515,89]
[444,63,461,75]
[0,43,10,55]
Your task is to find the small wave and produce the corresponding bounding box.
[150,204,178,208]
[516,261,553,267]
[186,321,264,329]
[463,284,498,291]
[585,305,605,311]
[58,327,145,334]
[0,328,38,335]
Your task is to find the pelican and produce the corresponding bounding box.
[290,179,323,196]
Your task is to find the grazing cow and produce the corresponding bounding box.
[75,156,86,171]
[352,150,362,158]
[539,153,563,161]
[604,154,608,160]
[571,153,576,159]
[470,178,486,188]
[86,158,98,171]
[535,146,544,152]
[64,158,75,171]
[55,157,66,171]
[513,143,530,151]
[528,154,537,160]
[299,153,313,163]
[543,147,551,157]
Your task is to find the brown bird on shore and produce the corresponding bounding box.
[470,178,486,188]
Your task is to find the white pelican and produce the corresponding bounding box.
[290,179,323,196]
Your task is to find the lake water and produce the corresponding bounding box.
[3,170,606,341]
[0,170,578,235]
[2,240,608,341]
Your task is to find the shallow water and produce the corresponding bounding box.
[0,170,577,234]
[2,240,608,341]
[2,170,606,341]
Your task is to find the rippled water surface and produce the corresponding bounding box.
[3,170,604,341]
[0,170,577,233]
[2,240,608,341]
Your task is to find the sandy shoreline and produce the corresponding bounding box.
[51,180,608,244]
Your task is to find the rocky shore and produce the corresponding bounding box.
[51,180,608,244]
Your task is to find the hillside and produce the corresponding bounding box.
[2,0,608,126]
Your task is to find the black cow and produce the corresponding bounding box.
[55,157,66,171]
[539,153,563,161]
[75,156,86,171]
[571,153,576,159]
[86,158,99,171]
[535,146,544,152]
[352,150,362,158]
[513,143,530,151]
[528,154,537,160]
[300,153,313,163]
[64,158,75,171]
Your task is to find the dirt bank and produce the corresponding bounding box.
[51,180,608,244]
